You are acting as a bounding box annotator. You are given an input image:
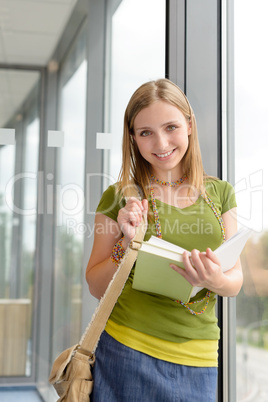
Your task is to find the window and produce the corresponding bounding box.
[0,144,15,299]
[104,0,166,185]
[0,70,40,379]
[234,0,268,399]
[52,26,88,360]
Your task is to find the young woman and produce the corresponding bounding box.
[86,78,243,401]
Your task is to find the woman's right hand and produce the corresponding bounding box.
[117,197,148,244]
[86,198,148,299]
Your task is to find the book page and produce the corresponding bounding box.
[147,236,188,255]
[214,227,252,271]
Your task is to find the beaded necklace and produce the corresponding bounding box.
[150,174,188,238]
[150,176,226,315]
[151,174,188,188]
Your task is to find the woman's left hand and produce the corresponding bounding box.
[170,248,225,292]
[170,209,243,297]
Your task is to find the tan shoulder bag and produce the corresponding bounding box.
[49,216,147,402]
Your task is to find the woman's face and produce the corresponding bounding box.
[133,100,191,179]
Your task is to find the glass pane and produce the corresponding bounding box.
[0,69,40,377]
[105,0,166,183]
[0,145,15,298]
[21,117,40,298]
[52,48,87,359]
[234,1,268,399]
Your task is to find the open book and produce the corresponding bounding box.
[132,227,252,302]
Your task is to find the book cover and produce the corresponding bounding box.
[132,227,252,302]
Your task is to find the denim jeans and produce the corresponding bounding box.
[91,331,217,402]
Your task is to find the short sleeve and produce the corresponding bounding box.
[96,184,125,222]
[205,179,237,215]
[221,181,237,214]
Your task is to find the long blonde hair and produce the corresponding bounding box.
[118,78,206,199]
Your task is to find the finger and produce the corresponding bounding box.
[142,199,149,213]
[197,248,221,271]
[124,199,148,234]
[125,199,143,213]
[125,202,143,221]
[186,250,208,284]
[172,251,197,277]
[129,210,142,226]
[189,249,204,270]
[127,197,144,211]
[205,248,221,266]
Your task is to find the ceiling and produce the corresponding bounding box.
[0,0,78,128]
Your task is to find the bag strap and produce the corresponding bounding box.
[79,214,147,354]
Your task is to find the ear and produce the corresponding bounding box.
[188,119,192,136]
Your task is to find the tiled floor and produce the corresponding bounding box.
[0,387,43,402]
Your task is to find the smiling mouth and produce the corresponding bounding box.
[154,149,175,158]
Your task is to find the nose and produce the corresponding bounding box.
[154,132,169,151]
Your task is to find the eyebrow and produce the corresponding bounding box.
[135,120,180,132]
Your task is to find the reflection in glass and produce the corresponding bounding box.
[21,117,40,298]
[0,69,40,377]
[0,145,15,298]
[52,49,87,360]
[234,0,268,399]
